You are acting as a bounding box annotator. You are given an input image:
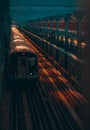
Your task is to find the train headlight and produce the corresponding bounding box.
[30,73,32,75]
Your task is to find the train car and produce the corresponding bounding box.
[7,27,39,83]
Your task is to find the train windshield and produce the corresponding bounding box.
[29,57,36,66]
[29,57,38,73]
[20,58,26,66]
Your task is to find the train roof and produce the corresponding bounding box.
[9,46,36,55]
[10,27,36,55]
[9,39,36,55]
[10,39,28,47]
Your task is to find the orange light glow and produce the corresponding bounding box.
[50,88,86,108]
[15,46,29,50]
[13,39,24,42]
[62,36,65,42]
[58,36,61,41]
[81,42,86,49]
[73,39,78,46]
[68,38,71,44]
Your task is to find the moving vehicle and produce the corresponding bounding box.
[7,26,39,83]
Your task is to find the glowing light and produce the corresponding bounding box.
[13,39,24,42]
[71,54,77,60]
[11,27,16,30]
[30,73,32,75]
[50,88,86,108]
[15,46,29,50]
[68,38,71,44]
[73,39,78,46]
[62,36,65,42]
[81,42,86,49]
[58,35,61,41]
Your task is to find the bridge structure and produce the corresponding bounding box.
[20,8,87,86]
[18,8,90,129]
[0,2,90,129]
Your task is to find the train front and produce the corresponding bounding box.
[7,51,39,84]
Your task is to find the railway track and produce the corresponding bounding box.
[38,54,85,126]
[23,32,86,129]
[1,32,86,130]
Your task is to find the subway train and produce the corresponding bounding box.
[7,26,39,83]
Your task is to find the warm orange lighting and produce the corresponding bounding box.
[73,39,78,46]
[81,42,86,49]
[68,38,71,44]
[50,88,86,108]
[62,36,65,42]
[58,35,61,41]
[11,27,16,30]
[15,46,29,50]
[13,39,24,42]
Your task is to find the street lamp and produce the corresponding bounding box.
[81,42,86,49]
[58,35,61,41]
[62,36,65,43]
[68,38,71,44]
[73,39,78,46]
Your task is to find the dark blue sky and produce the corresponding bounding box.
[10,0,84,23]
[10,0,81,7]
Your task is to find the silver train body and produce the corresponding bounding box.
[7,26,39,82]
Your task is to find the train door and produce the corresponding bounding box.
[18,57,29,79]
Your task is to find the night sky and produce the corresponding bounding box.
[10,0,84,23]
[11,0,78,7]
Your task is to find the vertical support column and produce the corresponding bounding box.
[64,14,70,69]
[65,14,70,50]
[51,19,53,31]
[74,11,84,59]
[77,20,82,59]
[57,20,59,31]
